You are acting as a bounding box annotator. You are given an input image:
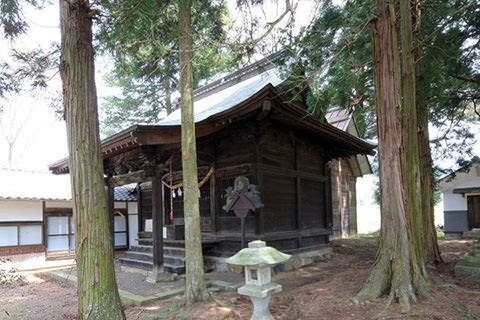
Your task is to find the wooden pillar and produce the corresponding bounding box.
[151,176,163,271]
[137,185,143,232]
[106,182,115,256]
[294,141,302,231]
[125,201,130,248]
[255,124,264,235]
[42,201,47,257]
[325,161,333,230]
[210,166,216,233]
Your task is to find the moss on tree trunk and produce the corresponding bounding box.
[178,0,209,306]
[413,3,443,265]
[59,0,125,318]
[354,2,429,312]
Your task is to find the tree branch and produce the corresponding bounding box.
[414,2,475,51]
[451,74,480,85]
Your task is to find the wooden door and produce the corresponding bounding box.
[467,195,480,229]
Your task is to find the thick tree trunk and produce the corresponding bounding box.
[413,3,443,265]
[178,0,208,306]
[417,113,442,264]
[59,1,125,319]
[399,0,428,286]
[354,2,427,311]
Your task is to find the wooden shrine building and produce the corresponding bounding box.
[49,57,375,274]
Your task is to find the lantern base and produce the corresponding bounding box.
[238,283,282,320]
[249,295,275,320]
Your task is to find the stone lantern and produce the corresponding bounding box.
[225,240,291,320]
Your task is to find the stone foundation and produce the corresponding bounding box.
[207,247,334,274]
[0,245,45,256]
[444,232,463,240]
[445,231,480,240]
[455,246,480,279]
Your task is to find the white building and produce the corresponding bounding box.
[0,167,138,257]
[438,157,480,237]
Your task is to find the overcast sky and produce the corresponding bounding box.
[0,2,123,169]
[0,0,477,171]
[0,0,319,170]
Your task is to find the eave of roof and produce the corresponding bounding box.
[50,57,376,174]
[270,95,376,156]
[49,84,376,174]
[453,187,480,194]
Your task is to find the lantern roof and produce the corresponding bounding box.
[225,240,291,267]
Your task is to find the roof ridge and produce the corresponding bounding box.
[192,51,284,100]
[0,166,50,174]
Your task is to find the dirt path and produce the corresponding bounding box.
[1,239,478,320]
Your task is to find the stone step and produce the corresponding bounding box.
[138,238,153,246]
[119,257,153,271]
[124,251,153,262]
[164,254,186,266]
[164,239,188,248]
[163,263,185,275]
[138,231,152,238]
[463,231,480,239]
[124,252,185,267]
[130,245,153,253]
[164,246,185,257]
[461,255,480,267]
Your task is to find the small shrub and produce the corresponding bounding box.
[0,258,25,286]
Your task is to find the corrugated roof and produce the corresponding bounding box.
[325,107,373,177]
[49,54,376,174]
[114,183,137,201]
[157,67,284,126]
[0,167,136,201]
[325,106,352,131]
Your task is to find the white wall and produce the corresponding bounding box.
[127,201,138,247]
[127,201,138,246]
[439,163,480,192]
[443,192,467,211]
[453,178,480,189]
[356,175,381,234]
[128,214,138,247]
[127,202,138,214]
[114,201,126,209]
[434,201,444,227]
[0,200,43,221]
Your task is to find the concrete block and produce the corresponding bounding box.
[455,264,480,279]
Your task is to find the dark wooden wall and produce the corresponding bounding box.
[108,111,333,255]
[209,119,257,234]
[257,119,331,251]
[207,116,332,255]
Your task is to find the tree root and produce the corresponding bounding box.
[353,253,431,313]
[375,291,394,319]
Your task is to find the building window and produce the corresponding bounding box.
[47,216,74,255]
[19,225,43,245]
[0,226,19,247]
[114,211,127,248]
[0,223,43,247]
